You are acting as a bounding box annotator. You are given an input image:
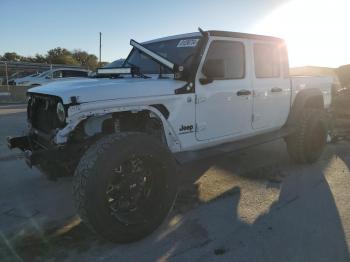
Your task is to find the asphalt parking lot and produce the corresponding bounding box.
[0,104,350,261]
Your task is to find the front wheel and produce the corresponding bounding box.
[37,160,76,180]
[73,133,177,243]
[286,109,327,164]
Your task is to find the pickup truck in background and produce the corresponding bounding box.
[7,29,334,243]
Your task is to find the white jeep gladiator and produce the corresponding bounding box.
[7,29,334,242]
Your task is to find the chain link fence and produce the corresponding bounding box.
[0,61,83,103]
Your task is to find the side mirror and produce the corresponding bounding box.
[45,75,52,79]
[200,59,225,84]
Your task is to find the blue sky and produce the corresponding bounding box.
[1,0,349,67]
[0,0,287,62]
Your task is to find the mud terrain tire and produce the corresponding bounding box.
[73,132,177,243]
[38,161,75,180]
[286,109,327,164]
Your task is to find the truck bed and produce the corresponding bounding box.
[290,75,334,108]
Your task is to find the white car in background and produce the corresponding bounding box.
[9,72,41,85]
[14,68,90,87]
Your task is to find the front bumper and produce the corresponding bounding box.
[7,135,61,168]
[7,136,30,151]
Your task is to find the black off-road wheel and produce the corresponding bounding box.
[286,109,327,164]
[73,132,178,243]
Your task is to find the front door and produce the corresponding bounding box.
[195,38,253,141]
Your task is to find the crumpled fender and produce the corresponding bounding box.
[54,103,181,152]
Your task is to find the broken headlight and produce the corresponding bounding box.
[56,102,66,123]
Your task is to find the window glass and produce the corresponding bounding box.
[204,41,245,79]
[126,37,200,74]
[62,70,88,77]
[254,43,280,78]
[38,70,50,78]
[52,70,63,78]
[80,71,88,77]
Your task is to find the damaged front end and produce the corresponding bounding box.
[7,133,66,169]
[7,93,85,179]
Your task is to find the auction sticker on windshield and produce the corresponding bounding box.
[177,39,199,48]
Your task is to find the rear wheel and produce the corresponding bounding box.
[286,109,327,164]
[73,132,177,243]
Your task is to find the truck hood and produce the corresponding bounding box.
[28,77,185,104]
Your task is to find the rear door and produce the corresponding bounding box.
[251,42,290,130]
[195,38,253,141]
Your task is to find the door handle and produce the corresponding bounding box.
[271,87,283,93]
[236,89,251,96]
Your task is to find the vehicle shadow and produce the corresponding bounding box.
[1,141,349,261]
[145,141,350,261]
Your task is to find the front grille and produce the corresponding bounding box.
[27,94,64,133]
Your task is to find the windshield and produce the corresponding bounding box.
[124,37,201,74]
[38,70,51,78]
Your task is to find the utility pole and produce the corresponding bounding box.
[99,32,102,67]
[4,62,9,90]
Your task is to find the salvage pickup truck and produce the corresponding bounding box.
[7,29,334,243]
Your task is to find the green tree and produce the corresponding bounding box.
[1,48,102,69]
[33,54,47,63]
[3,52,21,61]
[87,54,99,69]
[72,50,89,64]
[46,47,78,65]
[72,50,98,69]
[19,56,34,62]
